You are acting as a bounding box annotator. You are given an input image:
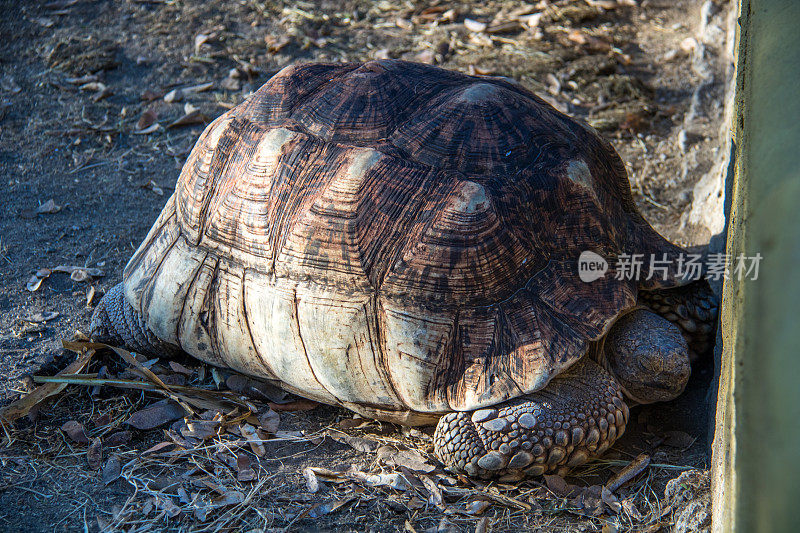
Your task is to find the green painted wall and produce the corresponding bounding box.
[712,1,800,531]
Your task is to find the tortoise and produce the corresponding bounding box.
[91,60,718,480]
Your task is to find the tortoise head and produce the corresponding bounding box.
[602,309,690,404]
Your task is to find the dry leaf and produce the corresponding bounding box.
[601,485,622,514]
[236,453,256,481]
[194,33,214,54]
[307,498,353,518]
[464,19,487,32]
[142,441,175,454]
[240,423,265,456]
[258,409,280,434]
[544,474,572,496]
[415,49,435,64]
[329,430,379,452]
[133,123,160,135]
[66,74,98,85]
[303,467,320,492]
[127,399,186,430]
[420,475,443,507]
[468,500,492,515]
[141,179,164,195]
[86,285,97,307]
[377,446,435,473]
[167,110,207,129]
[183,82,213,94]
[26,274,45,292]
[53,265,104,278]
[211,490,245,507]
[156,496,181,518]
[355,471,412,491]
[181,419,220,440]
[136,109,157,131]
[87,437,103,468]
[102,455,122,485]
[475,516,492,533]
[61,420,89,444]
[24,311,59,323]
[168,361,193,376]
[36,199,61,214]
[164,88,183,103]
[0,349,94,426]
[104,430,132,446]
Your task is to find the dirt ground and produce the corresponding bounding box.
[0,0,729,531]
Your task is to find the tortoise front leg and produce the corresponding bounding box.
[90,283,179,358]
[638,280,719,360]
[433,358,628,480]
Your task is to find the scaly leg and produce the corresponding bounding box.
[433,359,628,480]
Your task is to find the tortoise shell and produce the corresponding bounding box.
[123,60,686,423]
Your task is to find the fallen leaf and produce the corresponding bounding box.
[104,430,132,446]
[163,88,183,103]
[240,423,265,456]
[194,33,214,54]
[329,430,379,453]
[167,110,207,129]
[183,82,213,94]
[53,265,104,278]
[26,274,45,292]
[36,199,61,214]
[141,179,164,195]
[156,496,181,518]
[66,74,98,85]
[86,285,97,307]
[544,474,573,497]
[355,471,413,491]
[601,485,622,513]
[377,446,435,473]
[61,420,89,443]
[211,490,245,507]
[136,109,157,131]
[102,455,122,485]
[475,516,492,533]
[0,349,94,426]
[468,499,492,515]
[464,18,487,32]
[87,437,103,468]
[420,475,443,508]
[180,419,220,440]
[236,453,256,481]
[142,441,175,454]
[133,123,160,135]
[307,498,354,518]
[258,409,280,434]
[303,467,320,493]
[23,311,59,323]
[168,361,193,376]
[127,399,186,430]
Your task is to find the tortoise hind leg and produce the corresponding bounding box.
[90,283,179,358]
[433,359,628,480]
